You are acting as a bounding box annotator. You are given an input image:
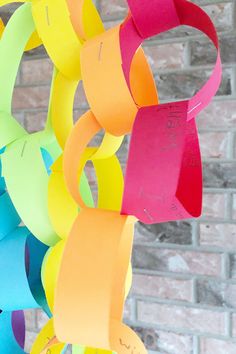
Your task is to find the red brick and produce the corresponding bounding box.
[36,309,48,330]
[24,331,38,352]
[144,43,185,71]
[24,310,37,331]
[24,111,47,132]
[132,274,192,301]
[156,330,193,354]
[197,100,236,129]
[133,247,221,276]
[73,82,89,109]
[123,297,133,321]
[199,132,228,159]
[202,194,226,220]
[100,0,127,18]
[13,86,50,110]
[200,223,236,248]
[21,58,53,85]
[138,302,226,335]
[200,338,236,354]
[204,3,233,32]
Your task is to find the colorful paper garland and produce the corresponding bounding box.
[0,0,222,353]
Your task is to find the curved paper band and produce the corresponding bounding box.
[0,3,60,245]
[121,0,221,223]
[0,227,47,311]
[63,111,100,207]
[31,318,66,354]
[31,0,103,80]
[81,29,158,135]
[31,0,82,79]
[0,174,21,239]
[47,3,124,239]
[0,311,26,353]
[54,209,134,349]
[0,0,42,51]
[122,0,221,118]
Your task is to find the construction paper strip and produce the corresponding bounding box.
[66,0,104,40]
[122,0,222,117]
[81,28,158,135]
[121,0,221,223]
[127,0,180,38]
[1,132,60,246]
[12,311,25,350]
[0,190,21,240]
[48,68,93,239]
[122,102,202,223]
[63,111,101,207]
[31,0,83,79]
[0,3,61,245]
[30,318,66,354]
[47,9,123,239]
[54,209,134,348]
[0,311,25,353]
[0,226,48,311]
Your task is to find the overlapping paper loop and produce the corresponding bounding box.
[0,0,222,353]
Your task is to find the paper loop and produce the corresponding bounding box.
[121,0,222,223]
[54,208,134,349]
[81,28,158,136]
[0,311,26,353]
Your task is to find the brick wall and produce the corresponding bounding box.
[1,0,236,353]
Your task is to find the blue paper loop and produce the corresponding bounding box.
[0,311,26,353]
[0,227,48,311]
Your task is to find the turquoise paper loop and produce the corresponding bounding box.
[0,191,21,240]
[0,227,48,311]
[0,312,25,354]
[0,158,5,190]
[0,159,21,240]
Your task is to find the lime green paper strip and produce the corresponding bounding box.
[0,4,60,246]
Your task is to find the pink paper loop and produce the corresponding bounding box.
[122,102,202,223]
[127,0,180,38]
[121,0,222,118]
[121,0,221,223]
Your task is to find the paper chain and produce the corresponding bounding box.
[0,0,222,353]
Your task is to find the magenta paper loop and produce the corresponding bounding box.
[121,0,222,224]
[127,0,180,38]
[122,0,221,117]
[122,102,202,223]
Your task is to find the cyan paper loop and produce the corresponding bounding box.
[0,226,48,311]
[0,191,21,240]
[0,311,25,354]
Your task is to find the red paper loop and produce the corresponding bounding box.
[122,102,202,223]
[121,0,221,223]
[127,0,180,38]
[121,0,221,118]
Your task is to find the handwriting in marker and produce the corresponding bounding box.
[119,338,131,350]
[98,42,103,61]
[45,6,50,26]
[21,141,27,157]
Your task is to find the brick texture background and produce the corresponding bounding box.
[1,1,236,353]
